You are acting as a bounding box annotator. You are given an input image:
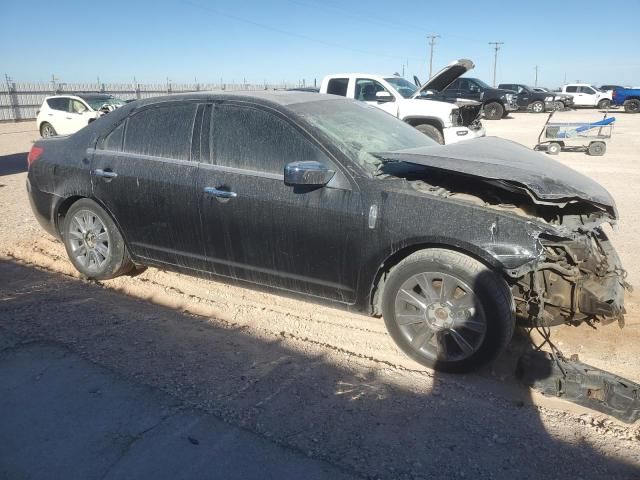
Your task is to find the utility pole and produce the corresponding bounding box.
[427,34,440,79]
[488,42,504,87]
[534,65,539,87]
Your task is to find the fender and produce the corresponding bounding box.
[402,116,444,130]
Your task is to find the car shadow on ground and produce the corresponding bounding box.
[0,258,638,479]
[0,152,27,176]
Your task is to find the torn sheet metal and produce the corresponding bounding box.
[518,352,640,424]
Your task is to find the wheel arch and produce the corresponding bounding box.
[366,239,505,316]
[54,195,133,253]
[403,116,444,132]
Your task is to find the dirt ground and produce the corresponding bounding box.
[1,110,639,479]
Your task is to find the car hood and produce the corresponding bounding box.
[377,137,617,216]
[412,59,474,97]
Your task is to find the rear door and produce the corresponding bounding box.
[46,97,73,134]
[196,101,364,302]
[91,101,205,268]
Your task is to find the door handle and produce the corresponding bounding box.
[204,187,237,199]
[93,168,118,179]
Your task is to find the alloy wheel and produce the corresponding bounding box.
[393,272,487,362]
[68,209,110,272]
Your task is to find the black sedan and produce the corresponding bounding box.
[26,91,627,372]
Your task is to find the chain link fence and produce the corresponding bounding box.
[0,78,311,122]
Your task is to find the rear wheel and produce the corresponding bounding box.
[588,141,606,156]
[381,249,514,373]
[62,199,133,280]
[530,101,545,113]
[483,102,504,120]
[547,142,562,155]
[597,99,611,109]
[415,124,444,144]
[40,122,56,138]
[624,99,640,113]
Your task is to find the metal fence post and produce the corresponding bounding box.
[4,74,21,122]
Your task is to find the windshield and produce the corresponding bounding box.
[82,96,125,110]
[290,99,437,174]
[384,77,418,98]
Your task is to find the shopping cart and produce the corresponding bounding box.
[534,111,615,156]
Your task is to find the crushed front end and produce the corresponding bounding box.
[511,227,629,328]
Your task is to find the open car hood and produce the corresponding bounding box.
[412,59,474,98]
[378,137,617,216]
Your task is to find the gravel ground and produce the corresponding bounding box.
[1,110,639,479]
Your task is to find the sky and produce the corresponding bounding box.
[3,0,639,88]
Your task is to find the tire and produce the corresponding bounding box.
[597,99,611,109]
[547,142,561,155]
[483,102,504,120]
[530,101,545,113]
[624,99,640,113]
[415,124,444,144]
[40,122,57,138]
[62,199,133,280]
[553,101,565,111]
[587,141,606,156]
[380,249,515,373]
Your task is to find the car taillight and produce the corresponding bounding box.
[27,146,43,168]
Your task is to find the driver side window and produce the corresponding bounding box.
[355,79,390,101]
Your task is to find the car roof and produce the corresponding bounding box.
[325,74,396,80]
[134,90,338,108]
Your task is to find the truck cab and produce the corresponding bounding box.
[319,65,485,145]
[561,84,612,108]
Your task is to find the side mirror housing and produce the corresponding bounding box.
[375,91,394,102]
[284,161,335,186]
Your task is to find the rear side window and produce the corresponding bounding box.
[124,103,197,161]
[326,78,349,96]
[566,86,577,93]
[102,122,125,152]
[47,98,69,111]
[211,104,326,175]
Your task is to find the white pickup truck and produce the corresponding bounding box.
[560,84,612,108]
[319,61,485,144]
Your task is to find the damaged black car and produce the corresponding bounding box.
[26,92,628,372]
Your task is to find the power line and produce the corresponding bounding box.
[488,42,504,87]
[181,0,420,61]
[427,35,440,79]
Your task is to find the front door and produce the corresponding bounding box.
[91,101,204,269]
[354,78,398,116]
[197,101,364,302]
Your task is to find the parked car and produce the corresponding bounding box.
[559,84,612,109]
[26,92,627,373]
[611,87,640,113]
[418,63,518,120]
[498,83,566,112]
[36,94,125,137]
[320,63,484,145]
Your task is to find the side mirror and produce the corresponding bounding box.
[284,161,335,186]
[375,91,394,102]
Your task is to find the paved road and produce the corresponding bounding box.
[0,331,357,480]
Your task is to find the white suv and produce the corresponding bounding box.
[36,94,125,137]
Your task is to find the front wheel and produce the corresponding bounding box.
[62,199,133,280]
[588,141,606,156]
[381,249,514,373]
[415,124,444,144]
[483,102,504,120]
[597,99,611,109]
[530,101,545,113]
